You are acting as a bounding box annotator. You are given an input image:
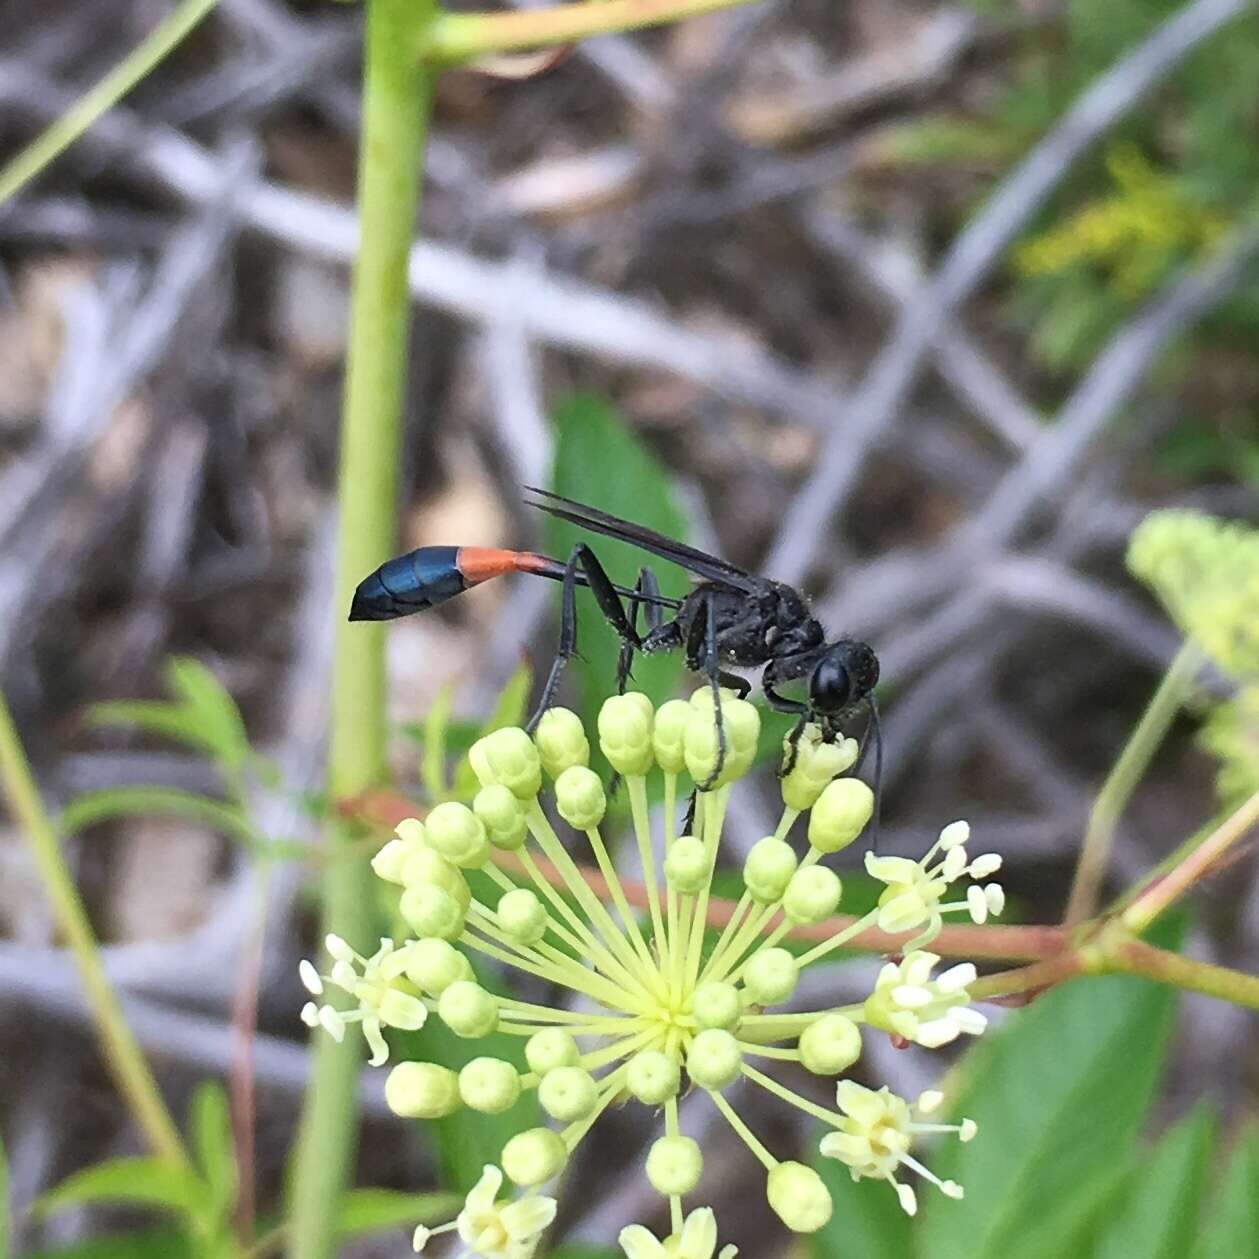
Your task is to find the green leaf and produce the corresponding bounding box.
[60,788,257,847]
[1191,1124,1259,1258]
[189,1082,237,1225]
[164,658,250,771]
[813,1135,913,1259]
[548,1248,621,1259]
[35,1158,204,1220]
[335,1188,460,1238]
[1095,1106,1215,1259]
[422,683,455,801]
[547,395,689,765]
[24,1228,191,1259]
[87,701,226,760]
[918,956,1179,1259]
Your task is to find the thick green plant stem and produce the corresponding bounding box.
[0,692,188,1167]
[287,2,437,1256]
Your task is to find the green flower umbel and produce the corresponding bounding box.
[300,689,1002,1250]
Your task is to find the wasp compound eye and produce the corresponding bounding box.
[809,654,852,714]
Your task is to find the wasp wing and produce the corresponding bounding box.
[525,486,760,593]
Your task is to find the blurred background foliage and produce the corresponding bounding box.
[2,0,1259,1254]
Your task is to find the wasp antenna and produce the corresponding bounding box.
[867,695,883,854]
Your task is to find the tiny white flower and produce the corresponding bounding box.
[863,952,986,1048]
[819,1082,973,1215]
[865,823,1003,947]
[456,1165,557,1259]
[299,937,426,1065]
[619,1207,736,1259]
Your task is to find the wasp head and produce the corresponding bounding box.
[808,640,880,716]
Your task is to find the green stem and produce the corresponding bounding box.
[0,692,188,1166]
[422,0,761,65]
[1122,787,1259,933]
[0,0,217,205]
[1064,642,1201,924]
[1102,936,1259,1010]
[287,2,438,1255]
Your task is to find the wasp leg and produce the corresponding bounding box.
[688,591,728,792]
[763,681,809,775]
[615,566,663,695]
[527,543,645,733]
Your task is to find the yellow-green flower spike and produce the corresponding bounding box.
[626,1049,681,1104]
[807,778,875,854]
[503,1128,569,1187]
[437,980,499,1038]
[555,765,607,830]
[538,1066,599,1122]
[646,1135,703,1196]
[743,836,798,904]
[385,1061,461,1119]
[534,706,590,777]
[598,692,655,776]
[525,1028,580,1076]
[687,1029,742,1090]
[473,784,528,851]
[406,937,473,995]
[652,698,692,773]
[743,948,799,1006]
[799,1014,862,1075]
[782,866,842,925]
[458,1057,522,1114]
[299,688,1004,1242]
[424,801,490,868]
[767,1162,833,1233]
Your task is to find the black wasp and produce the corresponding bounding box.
[350,487,881,792]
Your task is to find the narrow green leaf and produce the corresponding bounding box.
[189,1082,237,1225]
[1095,1106,1215,1259]
[1191,1123,1259,1259]
[335,1188,460,1238]
[60,788,257,846]
[87,701,225,759]
[164,658,250,771]
[422,683,456,801]
[919,959,1179,1259]
[548,1247,620,1259]
[25,1227,191,1259]
[813,1135,913,1259]
[547,395,689,762]
[35,1157,204,1220]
